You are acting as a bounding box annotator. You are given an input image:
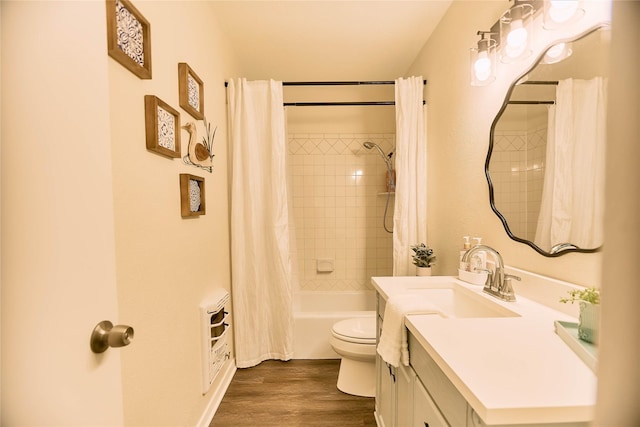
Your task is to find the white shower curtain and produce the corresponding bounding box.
[535,77,607,251]
[227,78,294,368]
[393,76,428,275]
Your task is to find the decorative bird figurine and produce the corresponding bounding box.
[182,119,216,173]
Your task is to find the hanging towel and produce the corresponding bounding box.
[377,293,440,367]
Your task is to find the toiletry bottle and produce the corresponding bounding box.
[459,236,471,271]
[470,237,487,272]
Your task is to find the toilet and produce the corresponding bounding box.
[329,315,377,397]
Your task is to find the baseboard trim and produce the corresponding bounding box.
[195,358,237,427]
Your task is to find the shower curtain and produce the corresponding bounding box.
[227,78,294,368]
[535,77,607,251]
[393,76,428,275]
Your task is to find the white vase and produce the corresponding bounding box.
[416,266,432,276]
[578,301,600,344]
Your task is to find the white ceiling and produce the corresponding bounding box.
[210,1,452,81]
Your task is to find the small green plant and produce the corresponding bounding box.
[410,243,436,268]
[559,287,600,305]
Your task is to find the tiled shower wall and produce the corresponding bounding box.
[288,133,395,292]
[491,125,546,242]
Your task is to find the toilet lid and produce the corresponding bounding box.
[332,316,376,344]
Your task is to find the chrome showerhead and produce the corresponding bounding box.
[363,141,393,170]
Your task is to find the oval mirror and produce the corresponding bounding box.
[487,25,610,256]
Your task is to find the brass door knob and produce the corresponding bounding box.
[90,320,134,353]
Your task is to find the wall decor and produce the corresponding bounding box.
[106,0,152,79]
[180,174,206,217]
[182,118,216,173]
[178,63,204,119]
[144,95,181,158]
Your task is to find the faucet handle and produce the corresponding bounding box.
[500,274,520,302]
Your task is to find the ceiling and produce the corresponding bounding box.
[210,1,453,81]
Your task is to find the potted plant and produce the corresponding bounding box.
[410,243,436,276]
[560,287,600,344]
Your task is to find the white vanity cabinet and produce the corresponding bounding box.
[373,276,597,427]
[375,294,396,427]
[413,375,448,427]
[376,293,451,427]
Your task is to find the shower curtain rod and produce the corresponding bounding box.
[224,80,427,87]
[283,100,426,107]
[224,79,427,106]
[508,100,555,104]
[520,80,559,85]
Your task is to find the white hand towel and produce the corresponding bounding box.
[377,293,440,367]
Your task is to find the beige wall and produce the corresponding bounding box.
[595,2,640,423]
[406,1,610,287]
[107,2,237,426]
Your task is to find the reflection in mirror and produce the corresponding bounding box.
[488,26,610,256]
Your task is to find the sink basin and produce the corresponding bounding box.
[407,282,520,319]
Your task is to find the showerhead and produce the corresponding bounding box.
[363,141,393,170]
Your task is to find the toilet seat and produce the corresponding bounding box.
[331,317,376,345]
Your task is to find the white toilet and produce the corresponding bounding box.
[329,315,377,397]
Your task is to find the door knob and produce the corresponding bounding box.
[90,320,134,353]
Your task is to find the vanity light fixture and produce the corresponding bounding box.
[500,2,535,63]
[470,31,498,86]
[470,0,585,86]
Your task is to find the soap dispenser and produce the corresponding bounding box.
[459,236,471,271]
[469,237,487,272]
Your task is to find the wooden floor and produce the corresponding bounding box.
[210,359,376,427]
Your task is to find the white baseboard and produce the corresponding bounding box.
[195,358,237,427]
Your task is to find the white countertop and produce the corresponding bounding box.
[372,275,597,425]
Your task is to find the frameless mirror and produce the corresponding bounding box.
[487,25,610,256]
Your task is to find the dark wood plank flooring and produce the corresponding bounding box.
[210,359,376,427]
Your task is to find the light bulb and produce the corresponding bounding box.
[542,42,572,64]
[474,52,492,82]
[549,0,579,23]
[506,19,528,58]
[546,43,566,59]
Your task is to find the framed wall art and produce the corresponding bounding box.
[144,95,181,158]
[180,174,206,217]
[106,0,152,79]
[178,63,205,120]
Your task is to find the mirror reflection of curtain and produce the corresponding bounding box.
[535,77,607,250]
[393,76,427,274]
[227,78,294,368]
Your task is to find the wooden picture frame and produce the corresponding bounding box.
[180,174,206,217]
[178,63,205,120]
[144,95,181,158]
[106,0,152,79]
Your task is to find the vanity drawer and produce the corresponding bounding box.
[409,331,467,427]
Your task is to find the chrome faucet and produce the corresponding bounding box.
[461,245,520,302]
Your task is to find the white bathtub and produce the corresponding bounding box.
[293,290,376,359]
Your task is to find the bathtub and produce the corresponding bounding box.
[293,290,376,359]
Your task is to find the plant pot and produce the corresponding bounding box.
[578,301,600,344]
[416,266,432,276]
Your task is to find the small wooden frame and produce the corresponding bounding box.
[178,63,205,120]
[106,0,152,79]
[144,95,181,158]
[180,174,206,217]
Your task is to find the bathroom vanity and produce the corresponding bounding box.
[373,273,596,427]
